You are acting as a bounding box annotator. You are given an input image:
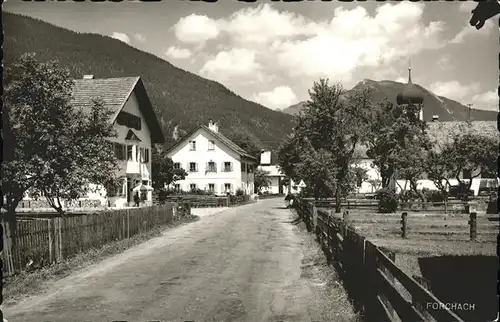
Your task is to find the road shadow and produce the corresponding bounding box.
[418,255,498,321]
[271,206,289,210]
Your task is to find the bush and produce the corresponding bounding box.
[235,188,244,196]
[376,188,398,213]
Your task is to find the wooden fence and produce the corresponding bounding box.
[164,194,252,207]
[302,197,488,213]
[2,203,175,277]
[165,195,230,208]
[297,198,466,322]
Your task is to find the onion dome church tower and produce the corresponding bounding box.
[396,63,425,121]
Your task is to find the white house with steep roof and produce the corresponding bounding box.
[165,120,257,195]
[20,75,165,209]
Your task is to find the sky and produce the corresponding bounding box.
[4,0,499,111]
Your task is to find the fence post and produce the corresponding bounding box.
[469,212,477,241]
[401,212,408,239]
[343,210,349,223]
[48,219,53,263]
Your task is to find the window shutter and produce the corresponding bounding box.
[230,162,233,172]
[221,184,225,193]
[206,162,209,171]
[195,163,198,172]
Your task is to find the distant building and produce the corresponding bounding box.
[257,151,285,194]
[165,120,257,195]
[21,75,165,209]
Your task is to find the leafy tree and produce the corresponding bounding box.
[151,147,187,191]
[2,54,119,215]
[351,164,369,192]
[30,97,119,213]
[278,80,372,212]
[425,150,454,211]
[254,168,271,194]
[441,133,497,201]
[367,100,431,201]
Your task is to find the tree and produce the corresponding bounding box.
[254,168,271,194]
[151,147,187,191]
[367,100,432,201]
[441,133,497,201]
[30,97,120,213]
[425,150,453,212]
[278,79,372,212]
[351,163,369,192]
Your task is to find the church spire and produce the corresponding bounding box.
[408,57,412,85]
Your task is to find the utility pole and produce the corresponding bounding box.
[466,103,473,126]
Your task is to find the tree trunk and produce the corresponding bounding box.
[335,187,342,213]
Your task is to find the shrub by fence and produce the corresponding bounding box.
[2,203,176,277]
[296,198,465,322]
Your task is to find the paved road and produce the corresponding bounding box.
[3,198,352,322]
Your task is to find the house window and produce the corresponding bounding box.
[136,146,141,161]
[356,178,363,188]
[247,164,254,173]
[241,163,246,172]
[189,140,196,151]
[463,169,472,180]
[174,184,181,192]
[142,180,149,186]
[174,162,181,170]
[208,183,215,192]
[127,145,133,161]
[224,162,232,172]
[143,148,150,163]
[114,143,126,160]
[116,111,141,131]
[190,183,197,191]
[189,162,198,172]
[208,140,215,151]
[224,183,232,193]
[206,161,217,173]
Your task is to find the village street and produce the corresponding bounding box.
[3,198,355,322]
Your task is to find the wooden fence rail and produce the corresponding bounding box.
[297,198,465,322]
[2,203,175,277]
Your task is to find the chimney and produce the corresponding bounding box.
[208,119,218,133]
[260,150,271,165]
[432,115,439,122]
[83,75,94,79]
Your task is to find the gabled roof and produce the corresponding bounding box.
[71,76,164,144]
[165,124,257,162]
[427,120,498,152]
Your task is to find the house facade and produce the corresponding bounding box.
[21,75,164,209]
[165,120,257,195]
[257,151,285,194]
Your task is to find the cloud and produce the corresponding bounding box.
[395,77,407,83]
[458,1,477,13]
[450,20,495,44]
[429,80,481,102]
[177,3,444,86]
[437,55,453,70]
[173,14,220,45]
[133,33,146,43]
[472,90,498,110]
[252,86,298,110]
[111,32,130,44]
[165,46,192,59]
[199,48,265,83]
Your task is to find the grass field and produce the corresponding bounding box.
[330,208,499,321]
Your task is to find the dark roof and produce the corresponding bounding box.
[427,120,498,152]
[396,68,424,105]
[165,124,257,162]
[71,77,164,144]
[353,121,498,159]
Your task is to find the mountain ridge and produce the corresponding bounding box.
[3,12,293,151]
[281,79,497,122]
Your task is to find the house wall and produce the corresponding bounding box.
[167,129,254,195]
[257,165,285,194]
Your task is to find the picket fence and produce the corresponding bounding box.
[2,204,175,276]
[296,199,465,322]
